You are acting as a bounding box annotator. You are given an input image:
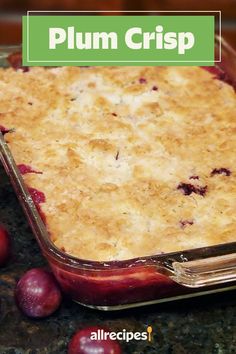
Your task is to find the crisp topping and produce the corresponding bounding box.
[0,65,235,261]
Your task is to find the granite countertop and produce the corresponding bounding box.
[0,164,235,354]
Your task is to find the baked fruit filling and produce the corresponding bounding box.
[0,65,235,261]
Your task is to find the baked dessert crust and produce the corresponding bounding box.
[0,66,235,261]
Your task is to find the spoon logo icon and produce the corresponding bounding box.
[147,326,153,342]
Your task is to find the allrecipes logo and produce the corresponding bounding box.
[90,326,153,343]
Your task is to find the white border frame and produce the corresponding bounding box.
[26,10,221,64]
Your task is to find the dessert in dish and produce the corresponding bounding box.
[0,65,235,261]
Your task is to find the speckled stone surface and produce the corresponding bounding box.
[0,163,235,354]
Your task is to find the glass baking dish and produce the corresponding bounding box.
[0,38,236,311]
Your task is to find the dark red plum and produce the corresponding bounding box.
[0,226,10,266]
[15,268,62,318]
[68,326,122,354]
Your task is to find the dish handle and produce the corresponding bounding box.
[171,253,236,288]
